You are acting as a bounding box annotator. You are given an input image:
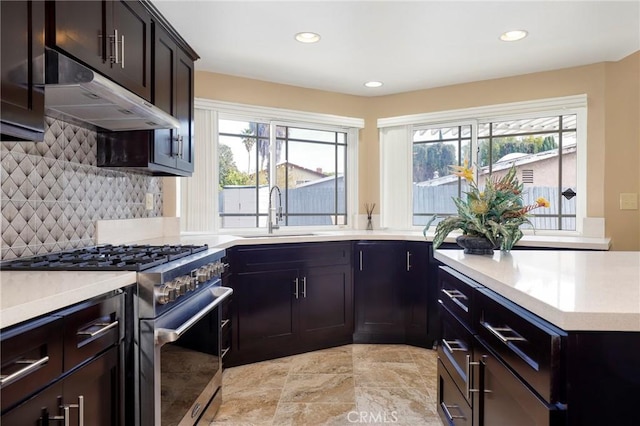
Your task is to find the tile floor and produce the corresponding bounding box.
[211,344,445,425]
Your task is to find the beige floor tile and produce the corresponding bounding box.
[212,387,281,424]
[288,350,353,375]
[354,361,429,390]
[272,403,357,426]
[223,358,291,391]
[355,387,439,426]
[280,374,355,403]
[352,344,414,363]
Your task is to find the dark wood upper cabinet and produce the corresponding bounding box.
[0,0,45,141]
[47,0,152,100]
[95,7,198,177]
[149,22,195,173]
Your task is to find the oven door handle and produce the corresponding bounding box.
[155,286,233,345]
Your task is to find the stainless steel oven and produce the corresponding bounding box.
[136,247,232,426]
[139,283,231,425]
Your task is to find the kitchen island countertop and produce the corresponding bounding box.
[434,249,640,332]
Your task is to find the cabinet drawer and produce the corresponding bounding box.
[1,317,64,412]
[438,267,478,327]
[437,359,472,426]
[231,242,351,271]
[438,305,474,406]
[477,340,565,426]
[474,288,565,404]
[61,292,123,372]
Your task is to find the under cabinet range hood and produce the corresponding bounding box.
[44,49,179,131]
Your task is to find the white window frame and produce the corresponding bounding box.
[184,99,363,234]
[378,95,589,235]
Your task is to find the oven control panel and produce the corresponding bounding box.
[154,260,227,305]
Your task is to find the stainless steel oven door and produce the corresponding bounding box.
[139,285,233,426]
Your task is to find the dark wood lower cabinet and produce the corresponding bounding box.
[226,243,353,366]
[234,268,299,358]
[1,347,118,425]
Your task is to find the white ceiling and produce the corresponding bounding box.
[151,0,640,96]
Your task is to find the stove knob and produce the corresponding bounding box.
[187,276,197,291]
[197,266,209,283]
[155,285,176,305]
[178,276,191,294]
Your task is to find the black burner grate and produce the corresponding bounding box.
[0,244,209,271]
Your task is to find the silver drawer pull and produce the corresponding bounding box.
[77,320,119,338]
[0,356,49,388]
[441,288,469,313]
[442,339,467,354]
[441,402,466,421]
[482,322,527,343]
[221,319,230,329]
[221,347,230,359]
[465,354,481,399]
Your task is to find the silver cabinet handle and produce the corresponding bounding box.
[482,322,527,343]
[302,277,307,298]
[359,251,363,271]
[77,320,119,338]
[406,251,411,271]
[441,288,469,313]
[465,354,481,399]
[442,339,467,354]
[221,347,230,359]
[0,356,49,388]
[178,135,184,159]
[221,319,230,329]
[120,34,125,68]
[440,402,466,421]
[64,395,84,426]
[294,278,299,299]
[109,29,119,64]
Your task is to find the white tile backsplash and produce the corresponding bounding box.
[1,117,163,260]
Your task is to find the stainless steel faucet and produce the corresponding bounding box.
[268,185,283,234]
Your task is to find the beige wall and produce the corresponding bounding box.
[191,51,640,250]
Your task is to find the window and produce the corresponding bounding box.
[218,119,348,228]
[379,95,586,233]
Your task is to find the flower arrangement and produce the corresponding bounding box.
[425,161,550,252]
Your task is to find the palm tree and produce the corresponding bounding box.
[241,128,256,174]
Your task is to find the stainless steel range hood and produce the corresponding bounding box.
[44,49,179,131]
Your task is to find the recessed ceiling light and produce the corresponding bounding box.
[295,32,321,43]
[500,30,528,42]
[364,81,383,88]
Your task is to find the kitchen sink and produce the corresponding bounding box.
[240,233,317,238]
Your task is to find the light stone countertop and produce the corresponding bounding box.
[0,228,615,330]
[0,270,136,329]
[434,249,640,332]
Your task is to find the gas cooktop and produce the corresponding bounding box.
[0,244,209,272]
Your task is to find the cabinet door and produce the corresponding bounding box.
[354,241,406,342]
[233,269,299,358]
[151,22,177,169]
[173,48,195,172]
[299,265,353,345]
[61,347,119,426]
[1,0,45,141]
[405,241,431,346]
[49,1,105,71]
[1,382,63,426]
[108,0,151,100]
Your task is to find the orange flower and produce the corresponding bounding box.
[536,197,550,208]
[450,159,474,182]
